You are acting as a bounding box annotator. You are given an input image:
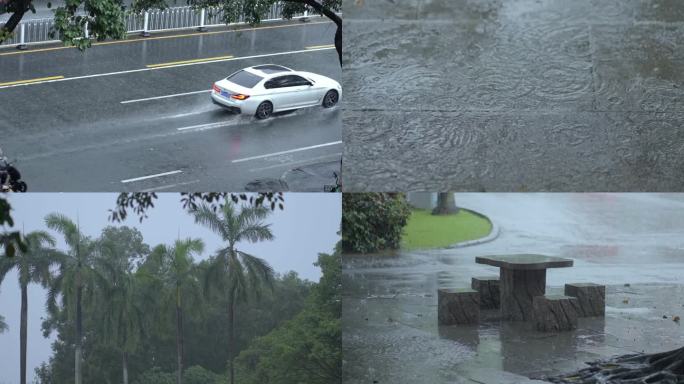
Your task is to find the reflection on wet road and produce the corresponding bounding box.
[342,0,684,191]
[0,21,342,191]
[342,194,684,383]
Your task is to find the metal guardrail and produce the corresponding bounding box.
[1,2,310,48]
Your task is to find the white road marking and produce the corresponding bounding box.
[121,89,211,104]
[231,141,343,163]
[248,153,342,172]
[176,121,237,132]
[0,47,335,89]
[121,170,182,183]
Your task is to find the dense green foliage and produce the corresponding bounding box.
[342,193,411,253]
[0,230,60,384]
[0,196,27,259]
[130,365,223,384]
[192,203,277,384]
[236,252,342,384]
[35,258,313,383]
[21,204,339,384]
[1,0,341,52]
[182,365,224,384]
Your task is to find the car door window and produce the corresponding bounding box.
[265,75,312,90]
[286,75,311,87]
[264,76,289,89]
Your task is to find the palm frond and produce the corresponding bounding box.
[203,251,228,298]
[0,255,17,285]
[192,205,229,240]
[238,250,275,301]
[44,213,80,250]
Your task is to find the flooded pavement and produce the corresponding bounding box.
[342,194,684,383]
[341,0,684,191]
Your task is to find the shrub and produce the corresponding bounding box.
[342,193,411,253]
[132,367,174,384]
[183,365,224,384]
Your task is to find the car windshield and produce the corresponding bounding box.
[226,70,264,88]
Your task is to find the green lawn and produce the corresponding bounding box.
[402,209,492,250]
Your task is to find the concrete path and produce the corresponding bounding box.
[342,194,684,383]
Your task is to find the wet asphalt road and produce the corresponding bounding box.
[342,0,684,192]
[342,194,684,383]
[0,20,342,191]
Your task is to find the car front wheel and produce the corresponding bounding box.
[255,101,274,119]
[322,90,339,108]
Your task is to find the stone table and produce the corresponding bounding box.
[475,254,573,321]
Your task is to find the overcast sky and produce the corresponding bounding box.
[0,193,341,384]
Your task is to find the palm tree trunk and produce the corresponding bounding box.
[228,297,235,384]
[20,283,28,384]
[75,273,83,384]
[176,285,183,384]
[122,351,129,384]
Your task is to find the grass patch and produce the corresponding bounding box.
[402,209,492,250]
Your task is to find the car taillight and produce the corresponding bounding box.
[231,94,249,100]
[212,84,221,93]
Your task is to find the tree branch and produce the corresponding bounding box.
[293,0,342,67]
[0,0,29,43]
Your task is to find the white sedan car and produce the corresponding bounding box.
[211,64,342,119]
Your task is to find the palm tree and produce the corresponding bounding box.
[0,230,59,384]
[146,238,204,384]
[192,203,275,384]
[92,241,147,384]
[45,213,96,384]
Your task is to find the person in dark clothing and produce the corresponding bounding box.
[0,148,20,188]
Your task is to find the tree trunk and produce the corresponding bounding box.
[20,283,28,384]
[75,272,83,384]
[228,297,235,384]
[122,351,129,384]
[0,0,29,41]
[432,192,458,215]
[176,285,183,384]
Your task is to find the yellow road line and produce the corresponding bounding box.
[146,55,234,68]
[0,75,64,86]
[306,44,334,49]
[0,21,332,57]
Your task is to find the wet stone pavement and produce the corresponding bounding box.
[341,0,684,191]
[342,194,684,383]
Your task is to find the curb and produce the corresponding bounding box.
[445,208,500,249]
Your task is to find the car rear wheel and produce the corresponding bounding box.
[255,101,273,119]
[322,90,339,108]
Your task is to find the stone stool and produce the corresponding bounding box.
[471,276,500,309]
[533,295,580,332]
[564,283,605,317]
[438,288,480,325]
